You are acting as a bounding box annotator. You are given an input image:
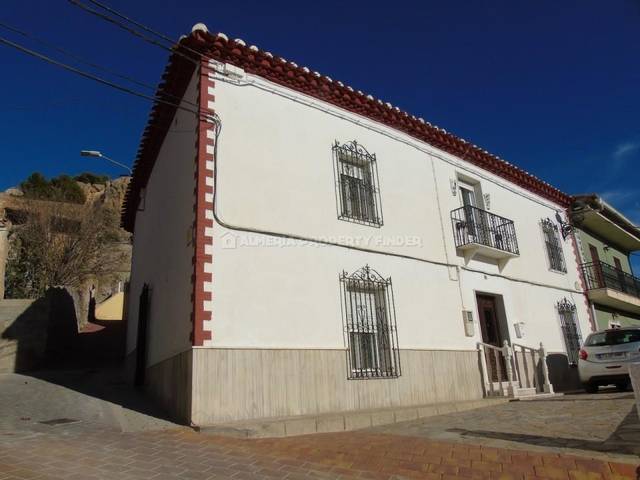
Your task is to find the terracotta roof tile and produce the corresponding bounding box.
[122,29,571,232]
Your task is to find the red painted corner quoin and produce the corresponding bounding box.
[192,59,216,346]
[121,28,583,348]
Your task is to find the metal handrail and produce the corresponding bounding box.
[580,261,640,299]
[478,341,554,396]
[477,341,511,397]
[512,343,539,390]
[451,205,519,255]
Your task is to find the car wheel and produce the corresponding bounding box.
[585,383,598,394]
[615,381,630,392]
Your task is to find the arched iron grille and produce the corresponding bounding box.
[340,265,400,379]
[542,218,566,272]
[333,140,383,227]
[557,298,582,365]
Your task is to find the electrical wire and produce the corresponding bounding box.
[84,0,205,60]
[66,0,199,66]
[16,0,587,295]
[0,20,154,92]
[0,35,207,121]
[0,19,200,111]
[205,99,583,295]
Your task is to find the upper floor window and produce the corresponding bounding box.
[541,218,566,273]
[340,265,400,379]
[333,140,383,227]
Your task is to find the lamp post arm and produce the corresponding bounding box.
[99,154,132,175]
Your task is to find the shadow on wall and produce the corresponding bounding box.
[1,288,125,372]
[547,353,581,392]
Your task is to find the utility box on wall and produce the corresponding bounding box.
[514,322,525,339]
[462,310,474,337]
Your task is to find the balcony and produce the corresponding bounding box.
[580,261,640,314]
[451,205,519,270]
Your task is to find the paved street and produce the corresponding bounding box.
[372,391,640,459]
[0,371,639,479]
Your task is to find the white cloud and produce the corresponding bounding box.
[600,189,637,204]
[613,141,640,159]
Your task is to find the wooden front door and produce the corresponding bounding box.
[477,294,506,382]
[477,295,502,347]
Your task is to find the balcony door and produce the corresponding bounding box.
[589,244,604,288]
[460,182,479,241]
[460,182,490,246]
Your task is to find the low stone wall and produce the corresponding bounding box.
[0,299,48,373]
[191,348,484,426]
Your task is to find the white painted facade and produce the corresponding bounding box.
[126,74,198,367]
[204,68,591,356]
[126,59,593,424]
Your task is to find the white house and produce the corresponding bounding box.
[122,24,593,426]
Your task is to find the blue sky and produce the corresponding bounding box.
[2,0,639,268]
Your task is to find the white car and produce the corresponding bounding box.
[578,327,640,393]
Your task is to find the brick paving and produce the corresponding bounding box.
[1,372,638,479]
[1,425,639,479]
[371,392,640,458]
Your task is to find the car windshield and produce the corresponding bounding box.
[585,330,640,346]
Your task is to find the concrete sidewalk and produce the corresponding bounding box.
[1,370,638,479]
[371,390,640,462]
[0,370,180,434]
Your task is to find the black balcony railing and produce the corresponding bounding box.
[580,261,640,299]
[451,205,519,255]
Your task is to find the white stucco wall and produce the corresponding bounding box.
[204,69,591,355]
[126,72,198,367]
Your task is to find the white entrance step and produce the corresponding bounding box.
[511,387,537,398]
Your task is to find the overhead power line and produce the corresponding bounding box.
[67,0,199,66]
[84,0,206,60]
[0,35,208,121]
[0,20,200,109]
[0,20,153,92]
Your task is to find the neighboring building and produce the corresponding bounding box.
[570,194,640,330]
[122,24,593,426]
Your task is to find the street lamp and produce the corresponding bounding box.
[80,150,132,175]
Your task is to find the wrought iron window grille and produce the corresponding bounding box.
[333,140,383,227]
[557,298,582,365]
[542,218,567,273]
[339,265,400,379]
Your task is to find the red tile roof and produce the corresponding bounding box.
[122,28,571,232]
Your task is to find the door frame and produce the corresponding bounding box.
[475,292,510,347]
[134,284,151,387]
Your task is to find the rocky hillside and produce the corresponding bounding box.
[0,175,132,312]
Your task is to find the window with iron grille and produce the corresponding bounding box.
[557,298,582,364]
[333,140,383,227]
[542,219,566,272]
[340,265,400,379]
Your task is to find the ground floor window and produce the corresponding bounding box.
[340,265,400,379]
[557,298,582,365]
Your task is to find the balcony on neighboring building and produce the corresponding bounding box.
[580,261,640,314]
[451,205,519,271]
